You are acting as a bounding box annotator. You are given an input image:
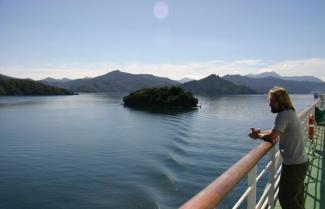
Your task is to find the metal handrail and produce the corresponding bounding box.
[179,99,320,209]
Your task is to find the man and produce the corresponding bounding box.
[248,86,309,209]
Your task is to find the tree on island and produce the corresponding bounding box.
[123,86,198,107]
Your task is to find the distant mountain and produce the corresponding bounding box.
[40,77,72,83]
[223,74,325,94]
[246,71,280,78]
[180,74,256,96]
[41,70,179,93]
[0,74,75,96]
[178,77,195,83]
[246,71,323,83]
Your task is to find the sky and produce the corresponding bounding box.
[0,0,324,80]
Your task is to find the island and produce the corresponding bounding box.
[123,86,199,108]
[0,74,75,96]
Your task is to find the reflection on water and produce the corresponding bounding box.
[123,105,199,116]
[0,93,316,209]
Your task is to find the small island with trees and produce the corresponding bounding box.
[123,86,199,108]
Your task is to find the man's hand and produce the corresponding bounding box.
[248,128,261,140]
[248,128,281,143]
[259,129,281,143]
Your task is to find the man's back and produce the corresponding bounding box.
[274,109,308,165]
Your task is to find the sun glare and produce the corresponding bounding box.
[153,1,169,20]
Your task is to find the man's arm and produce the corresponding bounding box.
[258,129,281,143]
[250,112,286,143]
[261,129,272,135]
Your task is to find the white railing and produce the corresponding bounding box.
[232,143,280,209]
[180,99,320,209]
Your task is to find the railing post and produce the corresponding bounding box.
[247,165,257,209]
[304,116,309,143]
[268,146,276,209]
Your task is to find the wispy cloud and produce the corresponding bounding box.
[0,58,324,81]
[263,59,325,80]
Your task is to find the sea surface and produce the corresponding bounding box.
[0,93,316,209]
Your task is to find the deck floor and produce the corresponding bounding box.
[275,125,325,209]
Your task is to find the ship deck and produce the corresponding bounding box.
[276,125,325,209]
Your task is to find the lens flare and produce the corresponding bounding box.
[153,1,169,20]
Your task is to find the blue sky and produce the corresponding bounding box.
[0,0,324,80]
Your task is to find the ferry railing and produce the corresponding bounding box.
[180,99,320,209]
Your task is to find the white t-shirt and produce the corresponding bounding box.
[273,109,309,165]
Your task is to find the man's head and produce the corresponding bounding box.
[268,86,295,113]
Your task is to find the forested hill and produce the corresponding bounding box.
[0,74,75,96]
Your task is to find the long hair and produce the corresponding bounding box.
[267,86,296,112]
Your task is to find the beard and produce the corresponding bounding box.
[271,106,280,113]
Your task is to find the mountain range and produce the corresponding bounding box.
[42,77,72,83]
[180,74,256,96]
[246,71,323,83]
[40,70,257,95]
[223,74,325,94]
[1,70,324,96]
[43,70,323,95]
[40,70,178,93]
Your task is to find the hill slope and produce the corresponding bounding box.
[0,74,75,96]
[180,74,256,96]
[41,70,179,93]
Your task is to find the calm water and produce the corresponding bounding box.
[0,93,315,209]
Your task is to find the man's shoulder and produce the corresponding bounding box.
[279,109,295,115]
[277,109,297,120]
[276,109,294,119]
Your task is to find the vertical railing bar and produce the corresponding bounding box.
[267,146,275,209]
[247,165,257,209]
